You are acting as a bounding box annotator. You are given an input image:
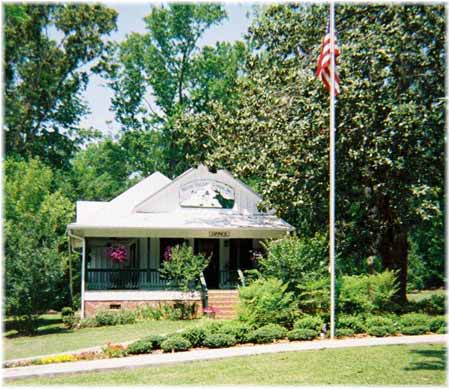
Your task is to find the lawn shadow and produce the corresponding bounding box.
[4,315,71,338]
[404,347,446,372]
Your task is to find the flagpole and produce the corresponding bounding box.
[329,1,336,340]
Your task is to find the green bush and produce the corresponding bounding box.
[336,328,355,337]
[181,326,206,347]
[94,310,118,326]
[61,307,73,317]
[436,326,446,334]
[399,313,431,331]
[415,294,446,315]
[78,317,97,328]
[127,335,166,354]
[116,310,137,325]
[297,277,330,316]
[365,316,395,328]
[160,335,191,353]
[127,339,155,354]
[202,320,227,335]
[336,315,365,333]
[220,321,253,343]
[367,325,396,337]
[429,316,446,333]
[251,324,288,344]
[203,333,237,348]
[293,316,323,332]
[173,302,198,320]
[258,234,328,290]
[135,305,162,320]
[337,270,398,314]
[238,278,297,327]
[287,328,318,341]
[401,325,429,335]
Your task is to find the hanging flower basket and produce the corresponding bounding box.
[107,245,128,264]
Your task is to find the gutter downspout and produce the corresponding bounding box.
[68,231,85,318]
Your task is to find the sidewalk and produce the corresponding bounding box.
[3,334,447,381]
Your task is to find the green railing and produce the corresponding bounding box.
[86,268,171,290]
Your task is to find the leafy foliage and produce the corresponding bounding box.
[250,324,288,344]
[160,335,191,353]
[4,4,117,168]
[4,158,75,333]
[287,328,318,341]
[238,278,298,327]
[293,316,324,333]
[160,244,210,292]
[203,333,237,348]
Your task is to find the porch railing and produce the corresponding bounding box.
[86,268,172,290]
[219,269,241,289]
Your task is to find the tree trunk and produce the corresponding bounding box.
[378,223,408,303]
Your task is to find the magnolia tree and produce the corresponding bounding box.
[175,4,445,301]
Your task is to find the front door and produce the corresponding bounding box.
[195,239,220,288]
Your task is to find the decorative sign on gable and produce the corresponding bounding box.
[179,180,235,209]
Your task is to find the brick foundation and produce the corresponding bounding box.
[84,299,203,318]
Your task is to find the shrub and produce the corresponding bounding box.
[126,335,166,355]
[173,302,198,320]
[160,244,209,292]
[116,310,137,325]
[94,311,118,326]
[62,314,79,329]
[181,326,206,347]
[202,320,227,335]
[399,313,431,331]
[238,278,297,327]
[203,333,237,348]
[135,305,162,320]
[365,316,395,328]
[336,315,365,333]
[436,326,447,334]
[251,324,288,344]
[287,328,318,341]
[336,328,355,338]
[293,316,323,333]
[415,294,446,315]
[401,325,429,335]
[258,234,328,291]
[220,321,253,343]
[429,316,446,333]
[78,317,97,328]
[298,277,330,316]
[367,325,396,337]
[160,335,191,353]
[61,307,74,317]
[337,270,398,314]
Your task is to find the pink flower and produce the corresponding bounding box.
[107,245,128,263]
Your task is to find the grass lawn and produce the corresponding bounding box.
[8,344,446,386]
[4,314,199,360]
[407,288,446,302]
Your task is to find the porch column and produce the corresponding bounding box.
[81,237,86,318]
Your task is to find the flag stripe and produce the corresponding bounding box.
[316,24,340,95]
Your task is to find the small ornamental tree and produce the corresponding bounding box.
[160,244,210,292]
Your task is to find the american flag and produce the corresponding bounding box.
[316,25,341,95]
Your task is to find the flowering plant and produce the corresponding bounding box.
[107,245,128,263]
[163,245,172,261]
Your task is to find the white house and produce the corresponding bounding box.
[68,165,294,318]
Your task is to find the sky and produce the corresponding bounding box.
[80,2,254,136]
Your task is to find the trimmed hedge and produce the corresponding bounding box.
[287,328,318,341]
[399,313,431,330]
[293,316,324,332]
[181,326,206,347]
[336,315,365,333]
[251,324,287,344]
[429,316,446,333]
[220,321,253,343]
[203,333,237,348]
[367,325,396,337]
[401,325,429,335]
[160,335,191,353]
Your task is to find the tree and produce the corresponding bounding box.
[176,4,445,301]
[4,158,75,333]
[100,3,246,177]
[4,3,117,169]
